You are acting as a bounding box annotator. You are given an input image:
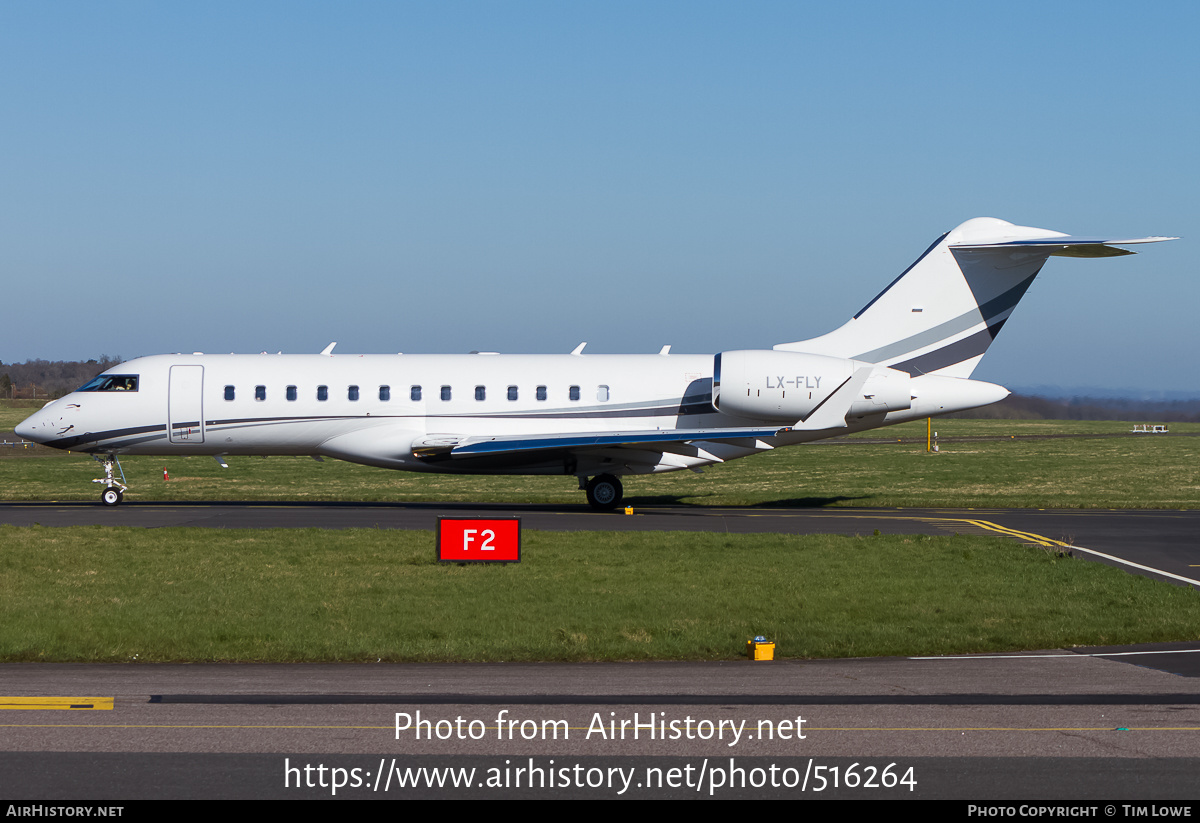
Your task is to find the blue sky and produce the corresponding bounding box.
[3,1,1196,393]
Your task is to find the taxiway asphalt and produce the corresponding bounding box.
[2,502,1198,799]
[2,501,1197,587]
[4,650,1200,800]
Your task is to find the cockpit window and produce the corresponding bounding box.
[77,374,139,392]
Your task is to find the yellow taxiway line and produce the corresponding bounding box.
[0,697,114,711]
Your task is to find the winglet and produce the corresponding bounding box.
[571,342,587,355]
[320,342,337,356]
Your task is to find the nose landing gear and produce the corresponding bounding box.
[93,455,128,506]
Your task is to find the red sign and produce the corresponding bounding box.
[437,518,521,563]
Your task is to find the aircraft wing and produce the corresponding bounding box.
[412,366,883,460]
[412,427,790,459]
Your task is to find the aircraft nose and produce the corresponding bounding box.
[15,412,48,444]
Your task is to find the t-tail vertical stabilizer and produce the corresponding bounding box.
[773,217,1176,378]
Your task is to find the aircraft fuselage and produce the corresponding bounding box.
[16,351,992,477]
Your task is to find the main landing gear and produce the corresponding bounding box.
[93,454,128,506]
[584,474,623,512]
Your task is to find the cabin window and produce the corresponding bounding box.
[440,385,451,401]
[569,385,580,401]
[317,385,328,402]
[411,385,422,402]
[379,385,390,402]
[77,374,139,392]
[475,385,486,401]
[536,385,547,401]
[224,385,235,401]
[286,385,297,401]
[348,385,360,401]
[597,385,609,402]
[255,385,266,402]
[507,385,518,401]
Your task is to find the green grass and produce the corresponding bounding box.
[0,399,45,432]
[2,526,1197,662]
[2,418,1197,508]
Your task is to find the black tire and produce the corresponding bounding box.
[101,488,122,507]
[585,474,623,511]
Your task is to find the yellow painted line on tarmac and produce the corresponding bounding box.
[640,510,1071,550]
[693,509,1200,587]
[939,518,1070,548]
[1,724,389,729]
[604,509,1198,586]
[917,517,1200,587]
[0,697,113,711]
[750,512,1070,548]
[689,510,1058,542]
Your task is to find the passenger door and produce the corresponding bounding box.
[168,365,205,444]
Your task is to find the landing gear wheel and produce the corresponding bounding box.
[92,454,128,506]
[585,474,623,511]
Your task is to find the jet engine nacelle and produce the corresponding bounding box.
[713,350,855,422]
[714,350,913,423]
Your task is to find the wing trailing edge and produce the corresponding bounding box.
[430,427,791,459]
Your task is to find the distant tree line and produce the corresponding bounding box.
[0,357,1196,420]
[0,357,121,399]
[949,394,1200,422]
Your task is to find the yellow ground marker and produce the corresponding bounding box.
[0,696,113,711]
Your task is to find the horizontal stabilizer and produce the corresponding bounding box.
[951,234,1177,258]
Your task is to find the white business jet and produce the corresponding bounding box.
[16,218,1174,510]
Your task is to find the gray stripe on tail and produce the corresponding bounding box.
[852,271,1038,364]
